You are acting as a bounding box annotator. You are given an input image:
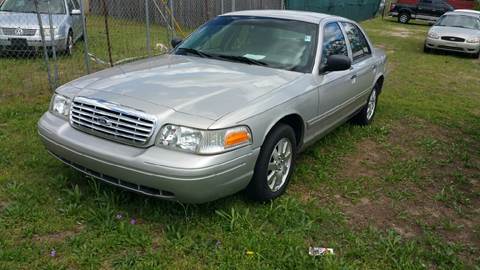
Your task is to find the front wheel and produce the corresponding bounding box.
[424,44,432,53]
[398,12,411,24]
[65,31,74,56]
[351,86,379,126]
[246,124,296,202]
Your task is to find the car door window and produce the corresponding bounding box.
[321,22,348,67]
[67,0,75,13]
[341,22,371,62]
[72,0,79,9]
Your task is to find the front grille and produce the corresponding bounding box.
[70,97,156,147]
[49,151,176,199]
[2,28,37,36]
[441,36,465,42]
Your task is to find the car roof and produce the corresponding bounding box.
[454,9,480,15]
[221,10,343,24]
[445,10,480,18]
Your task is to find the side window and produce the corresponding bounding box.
[341,22,371,62]
[321,22,348,66]
[72,0,80,9]
[67,0,75,13]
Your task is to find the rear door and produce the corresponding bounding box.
[417,0,437,18]
[341,22,376,109]
[433,0,452,17]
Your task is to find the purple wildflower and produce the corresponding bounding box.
[130,218,137,225]
[50,249,56,257]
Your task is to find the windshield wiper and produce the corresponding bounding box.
[216,54,269,67]
[177,47,213,59]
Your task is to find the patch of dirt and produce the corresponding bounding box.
[0,201,9,212]
[334,117,480,262]
[32,224,85,243]
[342,195,421,238]
[340,139,391,180]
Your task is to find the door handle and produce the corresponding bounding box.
[350,74,357,80]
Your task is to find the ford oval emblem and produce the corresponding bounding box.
[97,117,111,127]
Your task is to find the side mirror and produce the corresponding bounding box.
[171,37,183,48]
[71,9,81,15]
[322,55,351,73]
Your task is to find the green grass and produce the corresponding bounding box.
[1,17,480,269]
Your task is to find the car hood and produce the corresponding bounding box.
[64,54,303,121]
[430,26,480,38]
[0,11,65,29]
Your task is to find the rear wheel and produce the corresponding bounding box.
[351,86,379,126]
[398,12,411,24]
[246,124,296,202]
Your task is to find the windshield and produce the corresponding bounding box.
[176,16,319,73]
[0,0,66,14]
[435,15,480,30]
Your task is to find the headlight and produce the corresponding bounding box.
[427,32,440,39]
[43,27,58,37]
[49,94,71,119]
[156,125,252,154]
[466,37,480,44]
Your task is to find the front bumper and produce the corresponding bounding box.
[38,112,260,203]
[425,37,480,54]
[0,35,66,52]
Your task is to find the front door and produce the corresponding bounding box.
[309,22,356,135]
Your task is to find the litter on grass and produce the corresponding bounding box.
[308,247,335,256]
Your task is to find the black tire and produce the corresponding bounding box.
[472,52,480,59]
[424,44,432,53]
[246,123,297,202]
[398,12,411,24]
[351,85,379,126]
[65,30,74,56]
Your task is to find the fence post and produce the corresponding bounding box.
[232,0,236,11]
[79,0,91,73]
[47,0,59,88]
[145,0,151,57]
[33,0,54,91]
[169,0,175,40]
[221,0,224,14]
[102,0,114,67]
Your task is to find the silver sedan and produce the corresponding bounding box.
[38,10,387,203]
[424,11,480,57]
[0,0,83,55]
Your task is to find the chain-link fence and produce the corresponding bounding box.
[0,0,284,98]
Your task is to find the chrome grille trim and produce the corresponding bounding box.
[70,96,157,147]
[2,28,37,36]
[441,36,465,42]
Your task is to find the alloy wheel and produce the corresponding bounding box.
[367,89,377,120]
[267,138,293,192]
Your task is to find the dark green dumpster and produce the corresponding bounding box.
[285,0,383,21]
